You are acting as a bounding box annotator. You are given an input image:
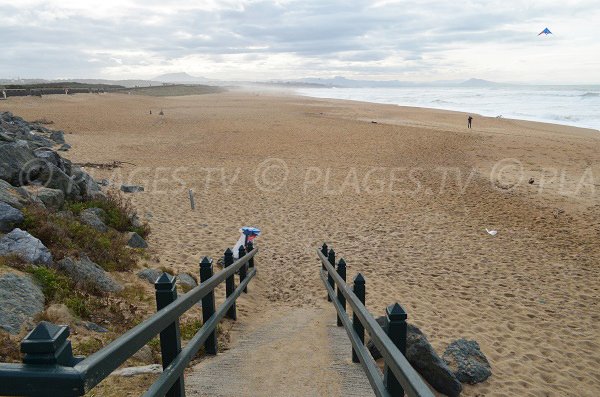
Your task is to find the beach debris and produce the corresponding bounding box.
[553,208,565,219]
[443,339,492,384]
[367,316,462,397]
[371,121,378,124]
[485,228,498,236]
[120,184,144,193]
[75,160,135,170]
[189,189,196,210]
[159,109,164,116]
[233,226,261,258]
[528,177,535,184]
[538,27,552,36]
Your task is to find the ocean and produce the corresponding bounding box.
[294,86,600,131]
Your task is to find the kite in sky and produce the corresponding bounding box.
[538,27,552,36]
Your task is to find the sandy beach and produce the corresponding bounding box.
[2,90,599,396]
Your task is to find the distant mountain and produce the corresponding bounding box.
[272,76,472,88]
[153,72,209,83]
[459,78,501,87]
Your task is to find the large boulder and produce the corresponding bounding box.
[0,273,45,334]
[26,187,65,210]
[33,149,68,174]
[0,141,38,186]
[0,180,31,209]
[443,339,492,384]
[55,256,123,293]
[177,273,198,290]
[71,166,102,199]
[0,228,52,265]
[367,317,462,397]
[0,202,24,232]
[127,232,148,248]
[137,268,162,284]
[49,131,65,144]
[80,208,108,232]
[35,163,81,200]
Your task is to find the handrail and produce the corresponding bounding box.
[0,247,258,396]
[76,247,258,389]
[318,249,434,397]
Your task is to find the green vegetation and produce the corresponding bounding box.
[1,82,124,89]
[180,319,203,340]
[28,266,71,303]
[117,84,225,97]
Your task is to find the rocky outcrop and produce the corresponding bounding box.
[0,179,32,209]
[80,208,108,232]
[0,228,52,265]
[443,339,492,384]
[0,141,38,186]
[367,316,462,397]
[127,232,148,248]
[0,273,45,334]
[0,202,24,232]
[25,187,65,210]
[55,255,123,293]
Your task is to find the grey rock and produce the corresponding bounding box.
[33,149,67,173]
[0,273,45,334]
[0,202,24,232]
[120,184,144,193]
[177,273,198,289]
[35,163,81,200]
[137,268,162,284]
[443,339,492,384]
[127,232,148,248]
[71,167,101,199]
[84,321,109,333]
[55,255,123,293]
[97,179,111,187]
[58,143,71,152]
[130,213,143,228]
[367,316,462,397]
[0,179,31,209]
[80,208,108,232]
[132,345,153,363]
[0,228,52,265]
[34,187,64,210]
[0,141,38,186]
[49,131,65,144]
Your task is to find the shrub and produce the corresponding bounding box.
[180,319,203,340]
[22,206,140,271]
[27,266,71,303]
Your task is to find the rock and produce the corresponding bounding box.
[367,316,462,397]
[111,364,162,377]
[44,303,74,324]
[0,141,38,186]
[49,131,65,144]
[33,148,68,173]
[33,187,65,210]
[55,255,123,293]
[0,180,31,209]
[120,184,144,193]
[80,208,108,232]
[0,202,24,232]
[137,268,162,284]
[35,163,81,200]
[84,321,109,333]
[58,143,71,152]
[0,273,45,334]
[71,166,102,199]
[130,213,143,228]
[97,179,111,187]
[127,232,148,248]
[177,273,198,289]
[132,345,153,363]
[443,339,492,384]
[0,228,52,265]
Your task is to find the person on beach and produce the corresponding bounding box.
[468,116,473,129]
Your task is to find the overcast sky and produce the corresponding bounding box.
[1,0,599,83]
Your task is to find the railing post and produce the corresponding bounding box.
[155,273,185,397]
[384,303,408,396]
[352,273,365,363]
[200,257,218,355]
[246,241,255,268]
[238,245,248,293]
[336,258,347,326]
[321,243,328,270]
[21,321,82,367]
[224,248,237,320]
[327,248,335,301]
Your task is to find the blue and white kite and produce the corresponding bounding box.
[538,27,552,36]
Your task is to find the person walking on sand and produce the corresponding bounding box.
[467,115,473,129]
